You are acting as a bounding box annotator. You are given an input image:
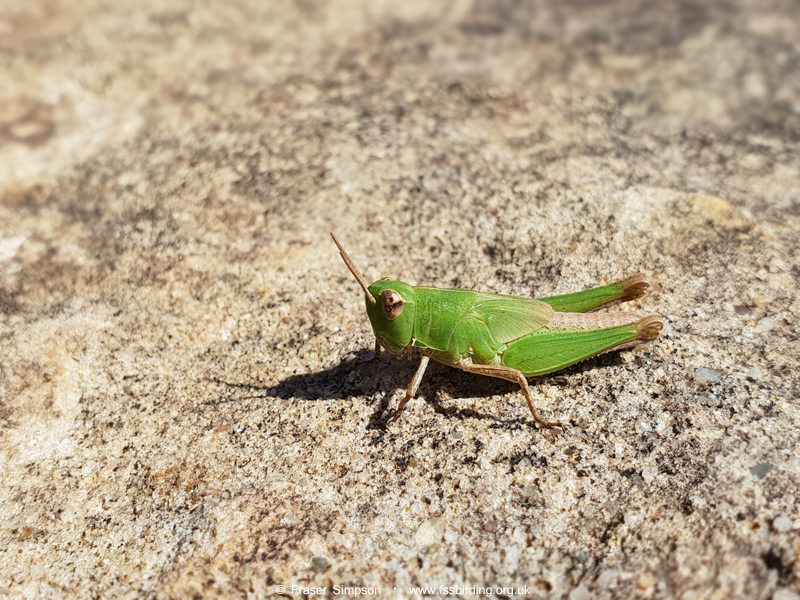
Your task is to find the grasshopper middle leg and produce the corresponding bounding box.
[455,360,560,429]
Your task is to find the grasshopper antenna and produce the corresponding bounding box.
[330,232,376,305]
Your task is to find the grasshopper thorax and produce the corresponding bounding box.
[366,280,416,355]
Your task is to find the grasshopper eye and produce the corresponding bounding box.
[380,289,404,320]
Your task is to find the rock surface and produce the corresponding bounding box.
[1,1,799,598]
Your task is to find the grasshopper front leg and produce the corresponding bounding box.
[387,354,430,423]
[368,338,382,362]
[354,339,383,366]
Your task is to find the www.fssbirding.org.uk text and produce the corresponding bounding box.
[276,584,534,596]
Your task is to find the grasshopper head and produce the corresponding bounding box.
[365,280,416,354]
[330,233,416,355]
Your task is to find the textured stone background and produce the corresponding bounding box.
[1,1,799,598]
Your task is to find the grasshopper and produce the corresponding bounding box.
[331,233,662,428]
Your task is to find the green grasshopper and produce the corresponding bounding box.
[331,233,662,428]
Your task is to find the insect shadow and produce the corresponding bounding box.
[213,348,629,429]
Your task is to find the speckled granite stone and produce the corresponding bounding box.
[1,1,798,598]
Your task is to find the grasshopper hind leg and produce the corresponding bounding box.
[537,274,650,313]
[454,359,560,429]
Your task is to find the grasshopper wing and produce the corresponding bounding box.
[470,294,555,343]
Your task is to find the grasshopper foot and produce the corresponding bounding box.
[385,395,412,427]
[533,415,562,430]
